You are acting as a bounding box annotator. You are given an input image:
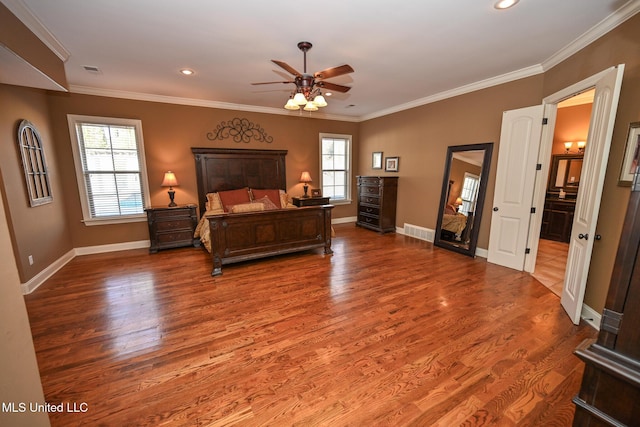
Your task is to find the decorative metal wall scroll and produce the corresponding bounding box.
[206,118,273,143]
[17,119,53,206]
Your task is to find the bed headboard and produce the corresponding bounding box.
[192,148,288,215]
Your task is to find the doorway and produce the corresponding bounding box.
[532,91,594,297]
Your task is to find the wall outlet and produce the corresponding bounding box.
[28,255,33,265]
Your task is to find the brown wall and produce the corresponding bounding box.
[552,104,592,155]
[359,75,544,249]
[542,13,640,313]
[0,84,72,282]
[46,92,360,249]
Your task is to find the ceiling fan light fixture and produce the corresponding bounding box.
[303,101,318,111]
[293,92,308,105]
[313,94,327,107]
[284,98,300,110]
[494,0,519,9]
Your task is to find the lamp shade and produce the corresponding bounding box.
[161,171,179,187]
[303,101,318,111]
[284,98,300,110]
[455,197,463,206]
[299,171,312,183]
[564,141,573,151]
[293,92,308,106]
[312,94,327,107]
[577,140,586,149]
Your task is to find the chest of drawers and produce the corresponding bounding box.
[356,176,398,233]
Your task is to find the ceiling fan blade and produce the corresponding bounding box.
[314,64,354,79]
[251,81,294,85]
[271,60,302,77]
[317,81,352,93]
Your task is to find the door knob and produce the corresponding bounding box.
[578,233,589,240]
[595,234,602,240]
[493,207,499,211]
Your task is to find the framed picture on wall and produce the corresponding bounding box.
[372,152,383,169]
[619,121,640,186]
[385,156,399,172]
[311,188,322,197]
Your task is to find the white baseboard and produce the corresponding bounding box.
[74,240,149,256]
[21,249,75,295]
[581,304,601,331]
[332,216,356,225]
[21,240,150,295]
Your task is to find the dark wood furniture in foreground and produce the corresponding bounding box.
[572,173,640,425]
[192,148,333,276]
[292,196,330,207]
[356,176,398,233]
[145,205,198,253]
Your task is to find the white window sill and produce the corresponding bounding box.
[82,214,147,226]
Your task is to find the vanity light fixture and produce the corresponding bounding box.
[564,141,573,153]
[494,0,519,10]
[577,140,586,153]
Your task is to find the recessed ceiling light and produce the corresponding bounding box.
[180,68,194,76]
[494,0,519,9]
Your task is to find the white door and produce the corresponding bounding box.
[487,106,544,270]
[561,65,625,324]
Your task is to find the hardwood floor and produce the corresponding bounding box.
[532,239,570,297]
[24,224,595,426]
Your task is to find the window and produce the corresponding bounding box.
[459,173,480,215]
[320,133,352,203]
[68,115,150,225]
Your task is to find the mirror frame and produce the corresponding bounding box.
[434,142,494,257]
[548,153,584,195]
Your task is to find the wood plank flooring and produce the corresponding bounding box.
[532,239,570,297]
[24,224,596,426]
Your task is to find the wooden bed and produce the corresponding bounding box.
[192,148,333,276]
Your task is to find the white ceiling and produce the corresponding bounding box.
[2,0,638,121]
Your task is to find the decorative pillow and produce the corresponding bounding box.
[194,208,224,238]
[230,202,265,213]
[218,188,251,212]
[205,193,223,212]
[251,189,282,208]
[279,190,293,208]
[254,196,279,210]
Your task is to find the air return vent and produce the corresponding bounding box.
[82,65,102,74]
[403,223,434,242]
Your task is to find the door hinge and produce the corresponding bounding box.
[542,118,548,125]
[531,207,536,214]
[601,309,623,335]
[536,163,542,170]
[525,248,531,254]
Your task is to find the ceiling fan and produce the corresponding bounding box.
[252,41,354,111]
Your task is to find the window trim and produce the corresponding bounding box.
[67,114,151,226]
[319,133,352,205]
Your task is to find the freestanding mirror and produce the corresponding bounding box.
[434,142,493,257]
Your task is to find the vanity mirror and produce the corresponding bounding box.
[434,143,493,257]
[548,154,583,195]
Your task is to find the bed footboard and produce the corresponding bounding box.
[207,205,333,276]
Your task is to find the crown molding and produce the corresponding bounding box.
[542,0,640,71]
[68,85,360,122]
[359,64,544,122]
[1,0,70,61]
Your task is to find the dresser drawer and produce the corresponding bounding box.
[152,209,192,220]
[358,176,381,186]
[359,195,381,206]
[357,214,380,227]
[359,205,380,216]
[360,185,382,196]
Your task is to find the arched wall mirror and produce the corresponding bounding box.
[434,142,493,257]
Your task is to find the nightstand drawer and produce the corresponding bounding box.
[156,230,194,245]
[156,219,193,231]
[152,209,192,220]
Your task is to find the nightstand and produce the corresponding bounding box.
[145,205,199,253]
[292,196,331,207]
